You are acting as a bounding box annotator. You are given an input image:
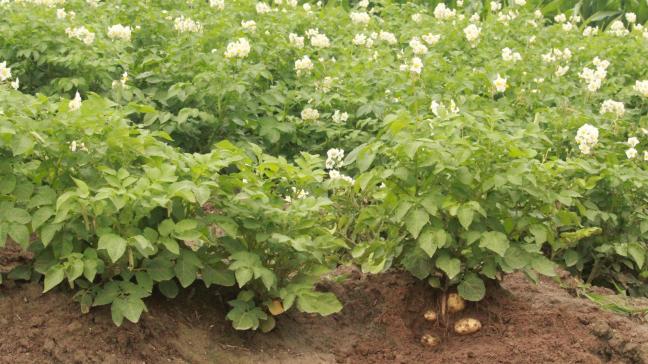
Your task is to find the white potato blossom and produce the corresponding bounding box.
[469,13,480,23]
[501,47,522,62]
[210,0,224,10]
[69,91,82,111]
[497,10,518,25]
[554,13,566,23]
[241,20,256,31]
[358,0,369,7]
[288,33,304,48]
[294,55,314,75]
[626,13,637,23]
[301,107,319,121]
[490,1,502,12]
[256,2,271,13]
[112,72,128,88]
[433,3,456,20]
[463,24,481,46]
[599,100,625,117]
[430,99,459,117]
[583,26,598,36]
[316,76,335,92]
[350,11,370,25]
[493,74,507,93]
[578,57,609,92]
[421,33,440,45]
[406,57,424,74]
[513,0,526,5]
[409,37,428,55]
[534,10,543,19]
[644,151,648,161]
[634,80,648,97]
[309,32,330,48]
[562,22,575,32]
[65,26,95,45]
[608,20,629,36]
[174,16,202,33]
[224,38,251,59]
[332,110,349,123]
[56,8,73,19]
[555,65,569,77]
[626,148,638,159]
[328,170,355,184]
[627,137,640,148]
[107,24,132,41]
[69,140,88,152]
[0,61,11,81]
[541,48,572,63]
[11,78,19,90]
[284,187,309,203]
[575,124,598,155]
[379,31,397,44]
[411,13,423,23]
[325,148,345,169]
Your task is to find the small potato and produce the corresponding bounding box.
[420,333,440,347]
[268,299,284,316]
[447,293,465,313]
[423,309,437,322]
[454,318,482,335]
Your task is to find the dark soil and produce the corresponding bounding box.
[1,242,648,364]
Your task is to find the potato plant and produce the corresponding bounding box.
[0,0,647,328]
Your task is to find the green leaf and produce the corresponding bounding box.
[563,250,580,267]
[8,223,30,249]
[504,246,529,269]
[436,253,461,280]
[175,253,199,288]
[457,273,486,302]
[98,233,127,263]
[627,243,646,269]
[457,205,474,230]
[43,265,65,293]
[94,282,120,306]
[480,231,510,257]
[160,237,180,255]
[296,291,342,316]
[405,208,429,239]
[202,265,236,287]
[158,279,179,298]
[235,267,254,288]
[531,256,557,277]
[32,207,54,230]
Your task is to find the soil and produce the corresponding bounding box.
[1,241,648,364]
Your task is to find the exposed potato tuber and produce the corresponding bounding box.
[420,333,440,347]
[268,299,284,316]
[454,318,482,335]
[447,293,465,313]
[423,309,437,322]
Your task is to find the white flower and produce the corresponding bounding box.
[430,99,459,117]
[310,33,330,48]
[411,13,423,23]
[350,11,370,25]
[627,137,640,148]
[107,24,132,41]
[289,33,304,48]
[358,0,369,7]
[575,124,599,154]
[599,100,625,117]
[501,47,522,62]
[0,61,11,81]
[69,91,82,111]
[325,148,345,169]
[554,13,567,23]
[11,77,19,90]
[490,1,502,12]
[328,170,355,184]
[174,16,202,33]
[224,38,251,59]
[626,13,637,23]
[301,107,319,121]
[608,20,628,36]
[513,0,526,5]
[379,31,397,45]
[408,57,424,74]
[470,13,480,23]
[583,26,598,36]
[409,37,428,55]
[303,3,311,11]
[210,0,225,10]
[56,8,67,19]
[534,10,543,19]
[555,65,569,77]
[626,148,638,159]
[433,3,455,20]
[241,20,256,31]
[634,80,648,97]
[562,22,574,32]
[256,2,271,13]
[493,74,507,93]
[579,58,609,92]
[422,33,440,45]
[332,110,349,123]
[294,55,314,75]
[463,24,481,46]
[65,26,95,45]
[644,151,648,161]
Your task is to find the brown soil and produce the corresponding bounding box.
[1,242,648,364]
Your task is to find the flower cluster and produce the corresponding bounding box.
[634,80,648,97]
[210,0,224,10]
[608,20,629,37]
[400,57,423,75]
[174,16,202,33]
[463,24,481,47]
[301,107,319,121]
[430,99,459,117]
[328,170,355,184]
[112,72,128,88]
[626,137,640,159]
[421,33,441,45]
[306,29,330,48]
[241,20,256,32]
[325,148,345,169]
[289,33,304,48]
[599,99,625,117]
[56,8,75,19]
[409,37,428,55]
[575,124,599,155]
[433,3,455,20]
[493,74,507,93]
[294,55,314,75]
[224,38,251,59]
[501,47,522,62]
[256,2,271,14]
[578,57,609,92]
[65,26,95,45]
[69,91,82,111]
[350,11,370,25]
[379,31,397,45]
[107,24,132,41]
[332,110,349,123]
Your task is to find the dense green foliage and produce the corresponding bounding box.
[0,0,647,328]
